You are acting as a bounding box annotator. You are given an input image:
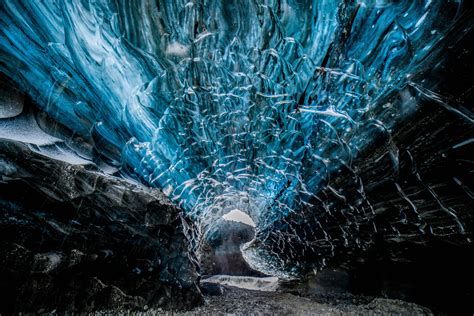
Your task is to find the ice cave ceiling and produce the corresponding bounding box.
[1,0,473,279]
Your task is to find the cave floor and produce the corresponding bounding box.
[151,285,432,315]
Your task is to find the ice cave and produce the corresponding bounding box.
[1,0,473,314]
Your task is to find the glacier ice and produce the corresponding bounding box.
[1,0,472,278]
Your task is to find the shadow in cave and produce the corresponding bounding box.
[199,210,264,278]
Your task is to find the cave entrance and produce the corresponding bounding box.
[199,209,264,277]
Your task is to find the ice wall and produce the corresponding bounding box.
[1,0,471,277]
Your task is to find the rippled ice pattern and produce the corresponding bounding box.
[0,0,469,277]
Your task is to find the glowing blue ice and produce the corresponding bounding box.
[0,0,465,276]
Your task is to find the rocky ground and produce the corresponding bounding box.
[180,287,432,315]
[102,284,432,315]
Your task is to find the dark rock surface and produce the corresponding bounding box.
[0,139,202,313]
[0,85,203,314]
[279,268,351,297]
[0,142,203,313]
[199,282,227,296]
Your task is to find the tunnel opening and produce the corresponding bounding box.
[198,209,263,278]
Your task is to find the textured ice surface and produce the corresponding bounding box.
[0,109,91,165]
[0,111,60,145]
[1,0,472,277]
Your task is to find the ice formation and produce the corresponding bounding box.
[1,0,471,278]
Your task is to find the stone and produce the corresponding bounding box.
[0,139,202,313]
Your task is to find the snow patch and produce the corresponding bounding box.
[222,209,256,227]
